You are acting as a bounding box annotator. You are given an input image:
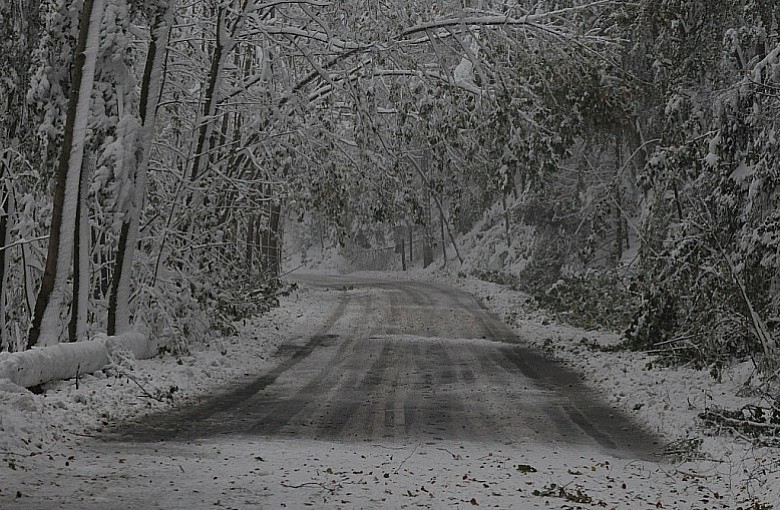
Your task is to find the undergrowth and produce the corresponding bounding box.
[471,268,638,333]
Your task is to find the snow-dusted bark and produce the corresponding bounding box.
[108,2,175,335]
[68,155,91,342]
[27,0,106,348]
[191,7,228,182]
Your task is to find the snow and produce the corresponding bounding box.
[0,271,778,507]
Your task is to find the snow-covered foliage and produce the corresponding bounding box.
[624,1,780,368]
[283,1,780,377]
[4,0,632,354]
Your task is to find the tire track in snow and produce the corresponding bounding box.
[106,274,662,461]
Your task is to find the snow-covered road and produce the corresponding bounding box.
[1,274,772,508]
[107,274,660,458]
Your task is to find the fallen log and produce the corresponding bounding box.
[0,332,151,388]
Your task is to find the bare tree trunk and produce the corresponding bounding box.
[28,0,106,348]
[408,223,413,263]
[69,155,92,342]
[672,181,683,221]
[502,193,511,247]
[405,154,463,264]
[614,136,623,265]
[246,214,255,270]
[108,1,174,335]
[260,194,282,277]
[268,200,281,277]
[319,219,325,252]
[255,210,263,272]
[440,208,448,265]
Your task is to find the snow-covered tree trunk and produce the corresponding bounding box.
[108,1,174,335]
[0,177,11,351]
[68,155,91,342]
[27,0,106,348]
[190,5,234,182]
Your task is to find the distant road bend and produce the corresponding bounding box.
[111,273,661,459]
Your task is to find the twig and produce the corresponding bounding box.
[0,450,47,457]
[111,366,166,403]
[705,412,780,431]
[394,442,420,474]
[675,469,710,479]
[280,481,335,493]
[436,447,460,459]
[130,378,165,402]
[371,444,408,450]
[62,430,97,439]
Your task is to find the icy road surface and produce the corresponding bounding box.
[109,274,660,457]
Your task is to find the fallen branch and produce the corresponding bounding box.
[280,481,336,494]
[394,442,420,474]
[700,406,780,441]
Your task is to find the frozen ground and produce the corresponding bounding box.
[0,270,778,508]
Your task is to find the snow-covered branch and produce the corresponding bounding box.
[244,25,366,51]
[0,235,49,253]
[252,0,331,9]
[373,69,485,96]
[400,0,618,40]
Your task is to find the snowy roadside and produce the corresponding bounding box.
[0,283,339,462]
[425,269,780,504]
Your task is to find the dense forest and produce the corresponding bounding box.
[1,0,779,373]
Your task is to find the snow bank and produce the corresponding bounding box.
[0,332,150,388]
[0,378,59,454]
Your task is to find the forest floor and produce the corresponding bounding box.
[0,269,778,508]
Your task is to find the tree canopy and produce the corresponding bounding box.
[2,0,780,371]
